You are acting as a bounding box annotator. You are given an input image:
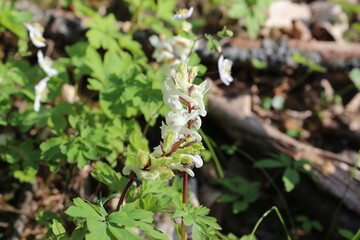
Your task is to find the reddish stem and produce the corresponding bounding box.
[117,173,135,211]
[181,171,189,239]
[182,171,189,204]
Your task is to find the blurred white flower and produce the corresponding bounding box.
[218,55,233,85]
[149,35,194,72]
[172,7,194,20]
[24,22,46,48]
[37,51,58,77]
[34,77,50,112]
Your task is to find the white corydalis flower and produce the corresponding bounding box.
[37,51,58,77]
[24,22,46,48]
[218,55,233,86]
[172,7,194,21]
[181,154,203,168]
[34,77,50,112]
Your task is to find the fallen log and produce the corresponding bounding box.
[207,84,360,214]
[198,38,360,71]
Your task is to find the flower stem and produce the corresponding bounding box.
[181,171,189,240]
[117,173,134,211]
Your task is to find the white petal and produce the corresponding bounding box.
[37,51,58,77]
[172,7,194,21]
[168,163,195,177]
[24,22,46,48]
[218,55,233,85]
[181,154,203,168]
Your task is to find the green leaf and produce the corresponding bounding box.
[70,224,87,240]
[254,159,286,168]
[85,46,105,81]
[91,161,127,192]
[260,97,272,110]
[228,3,248,19]
[107,224,140,240]
[251,59,267,69]
[339,228,355,240]
[217,26,233,38]
[51,219,67,240]
[196,216,221,230]
[66,143,88,168]
[107,212,137,227]
[233,201,249,214]
[282,168,300,192]
[218,194,238,203]
[156,0,176,19]
[65,198,106,221]
[312,221,323,232]
[349,68,360,91]
[192,223,205,240]
[127,209,153,220]
[204,34,222,52]
[136,221,169,240]
[86,217,113,240]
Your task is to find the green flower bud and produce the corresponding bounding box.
[163,130,177,153]
[136,149,149,169]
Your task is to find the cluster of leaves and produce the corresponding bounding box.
[217,177,260,214]
[224,0,272,39]
[254,153,312,192]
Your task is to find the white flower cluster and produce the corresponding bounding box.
[123,62,210,181]
[150,35,195,73]
[160,63,210,142]
[24,22,58,112]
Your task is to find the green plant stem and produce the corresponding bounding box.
[250,206,291,240]
[325,152,360,240]
[181,171,189,240]
[289,71,310,92]
[236,149,295,230]
[352,229,360,240]
[336,84,355,96]
[199,129,224,178]
[117,173,135,211]
[186,36,204,60]
[128,0,144,34]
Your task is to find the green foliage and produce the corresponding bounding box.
[217,177,260,214]
[254,153,312,192]
[340,229,355,240]
[251,59,267,69]
[292,52,327,73]
[51,219,67,240]
[295,215,323,232]
[174,204,221,239]
[86,13,121,50]
[0,1,32,38]
[349,68,360,91]
[66,198,167,240]
[205,34,222,52]
[217,26,233,38]
[0,139,40,182]
[226,0,272,39]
